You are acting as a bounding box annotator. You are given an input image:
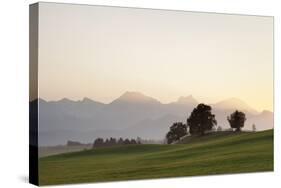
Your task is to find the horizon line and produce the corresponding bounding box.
[31,91,272,113]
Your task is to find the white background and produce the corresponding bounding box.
[0,0,280,187]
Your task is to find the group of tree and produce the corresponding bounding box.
[67,140,87,146]
[166,103,247,144]
[93,137,141,148]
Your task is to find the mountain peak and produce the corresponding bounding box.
[112,91,160,104]
[58,98,74,103]
[82,97,93,102]
[214,97,257,114]
[81,97,105,105]
[177,95,198,104]
[216,97,247,106]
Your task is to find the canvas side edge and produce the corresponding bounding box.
[29,3,39,186]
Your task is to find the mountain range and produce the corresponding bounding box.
[36,91,273,146]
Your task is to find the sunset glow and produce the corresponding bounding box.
[38,3,273,111]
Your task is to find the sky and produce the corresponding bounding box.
[38,2,274,111]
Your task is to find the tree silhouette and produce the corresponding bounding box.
[124,138,131,145]
[93,137,140,148]
[109,137,117,145]
[217,126,222,132]
[93,138,104,148]
[117,138,124,145]
[130,139,137,144]
[227,110,246,132]
[166,122,187,144]
[104,138,110,146]
[187,103,217,135]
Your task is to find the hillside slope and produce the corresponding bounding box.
[39,130,273,185]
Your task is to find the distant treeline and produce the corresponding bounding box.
[93,137,141,148]
[67,140,88,146]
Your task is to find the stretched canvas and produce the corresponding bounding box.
[29,2,274,186]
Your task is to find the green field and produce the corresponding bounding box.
[39,129,273,185]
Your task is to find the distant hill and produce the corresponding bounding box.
[36,91,273,146]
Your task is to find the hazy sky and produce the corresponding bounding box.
[38,3,273,111]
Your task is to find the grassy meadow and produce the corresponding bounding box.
[39,129,273,185]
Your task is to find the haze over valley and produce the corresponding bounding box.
[38,91,273,146]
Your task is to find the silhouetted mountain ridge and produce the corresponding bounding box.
[36,92,273,146]
[110,91,161,104]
